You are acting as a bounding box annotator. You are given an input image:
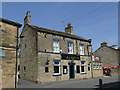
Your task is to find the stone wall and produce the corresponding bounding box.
[37,52,92,83]
[93,46,119,67]
[110,69,120,76]
[0,22,20,88]
[92,62,103,78]
[37,32,91,55]
[20,25,38,82]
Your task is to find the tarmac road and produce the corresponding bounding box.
[18,75,119,88]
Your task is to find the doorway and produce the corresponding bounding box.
[69,63,75,79]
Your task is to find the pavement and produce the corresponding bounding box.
[18,76,120,88]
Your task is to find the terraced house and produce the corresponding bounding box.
[20,11,92,83]
[0,18,22,88]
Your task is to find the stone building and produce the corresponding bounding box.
[20,11,93,83]
[93,42,119,76]
[92,56,103,78]
[0,18,22,88]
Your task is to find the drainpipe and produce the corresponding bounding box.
[15,26,19,88]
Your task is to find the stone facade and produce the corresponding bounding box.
[0,18,22,88]
[20,11,93,84]
[93,42,119,76]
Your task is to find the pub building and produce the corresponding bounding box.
[20,11,92,83]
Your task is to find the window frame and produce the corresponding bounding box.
[63,65,67,74]
[53,60,61,75]
[76,65,80,73]
[0,49,5,57]
[67,41,73,54]
[79,43,84,55]
[81,61,86,73]
[53,38,60,53]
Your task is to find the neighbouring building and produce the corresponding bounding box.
[93,42,120,76]
[0,18,22,88]
[20,11,93,83]
[92,56,103,78]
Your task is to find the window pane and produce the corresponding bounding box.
[68,43,73,54]
[54,66,59,73]
[45,67,49,72]
[88,67,90,71]
[76,66,80,73]
[53,40,59,52]
[54,61,59,64]
[0,49,5,57]
[80,45,84,55]
[81,66,84,72]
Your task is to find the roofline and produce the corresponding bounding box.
[93,45,118,54]
[29,24,91,43]
[0,17,22,27]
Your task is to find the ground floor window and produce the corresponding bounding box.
[63,65,67,74]
[81,61,86,73]
[45,67,49,72]
[88,63,90,71]
[53,60,61,75]
[76,65,80,73]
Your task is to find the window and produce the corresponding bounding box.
[53,60,61,75]
[68,41,73,54]
[76,65,80,73]
[63,65,67,74]
[93,65,96,70]
[53,39,60,53]
[0,49,5,57]
[88,63,90,71]
[45,67,49,72]
[100,65,102,69]
[81,61,86,73]
[97,65,99,70]
[87,45,92,55]
[80,44,84,55]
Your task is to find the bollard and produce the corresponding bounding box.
[99,79,103,89]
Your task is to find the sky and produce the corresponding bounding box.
[1,2,118,52]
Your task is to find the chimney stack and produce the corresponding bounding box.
[65,23,73,34]
[24,10,31,25]
[101,42,107,47]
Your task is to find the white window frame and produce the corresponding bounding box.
[81,62,86,73]
[80,44,84,55]
[68,42,73,54]
[53,61,61,75]
[53,40,60,53]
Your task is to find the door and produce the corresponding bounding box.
[69,63,75,79]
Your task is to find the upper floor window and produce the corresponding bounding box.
[53,38,60,53]
[67,41,73,54]
[79,43,84,55]
[0,49,5,57]
[87,45,92,55]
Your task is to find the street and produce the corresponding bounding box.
[18,76,119,88]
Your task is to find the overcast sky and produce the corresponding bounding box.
[2,2,118,52]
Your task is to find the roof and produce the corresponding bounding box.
[0,18,22,27]
[93,45,119,54]
[29,24,91,42]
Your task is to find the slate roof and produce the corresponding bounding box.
[30,24,91,42]
[0,17,22,27]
